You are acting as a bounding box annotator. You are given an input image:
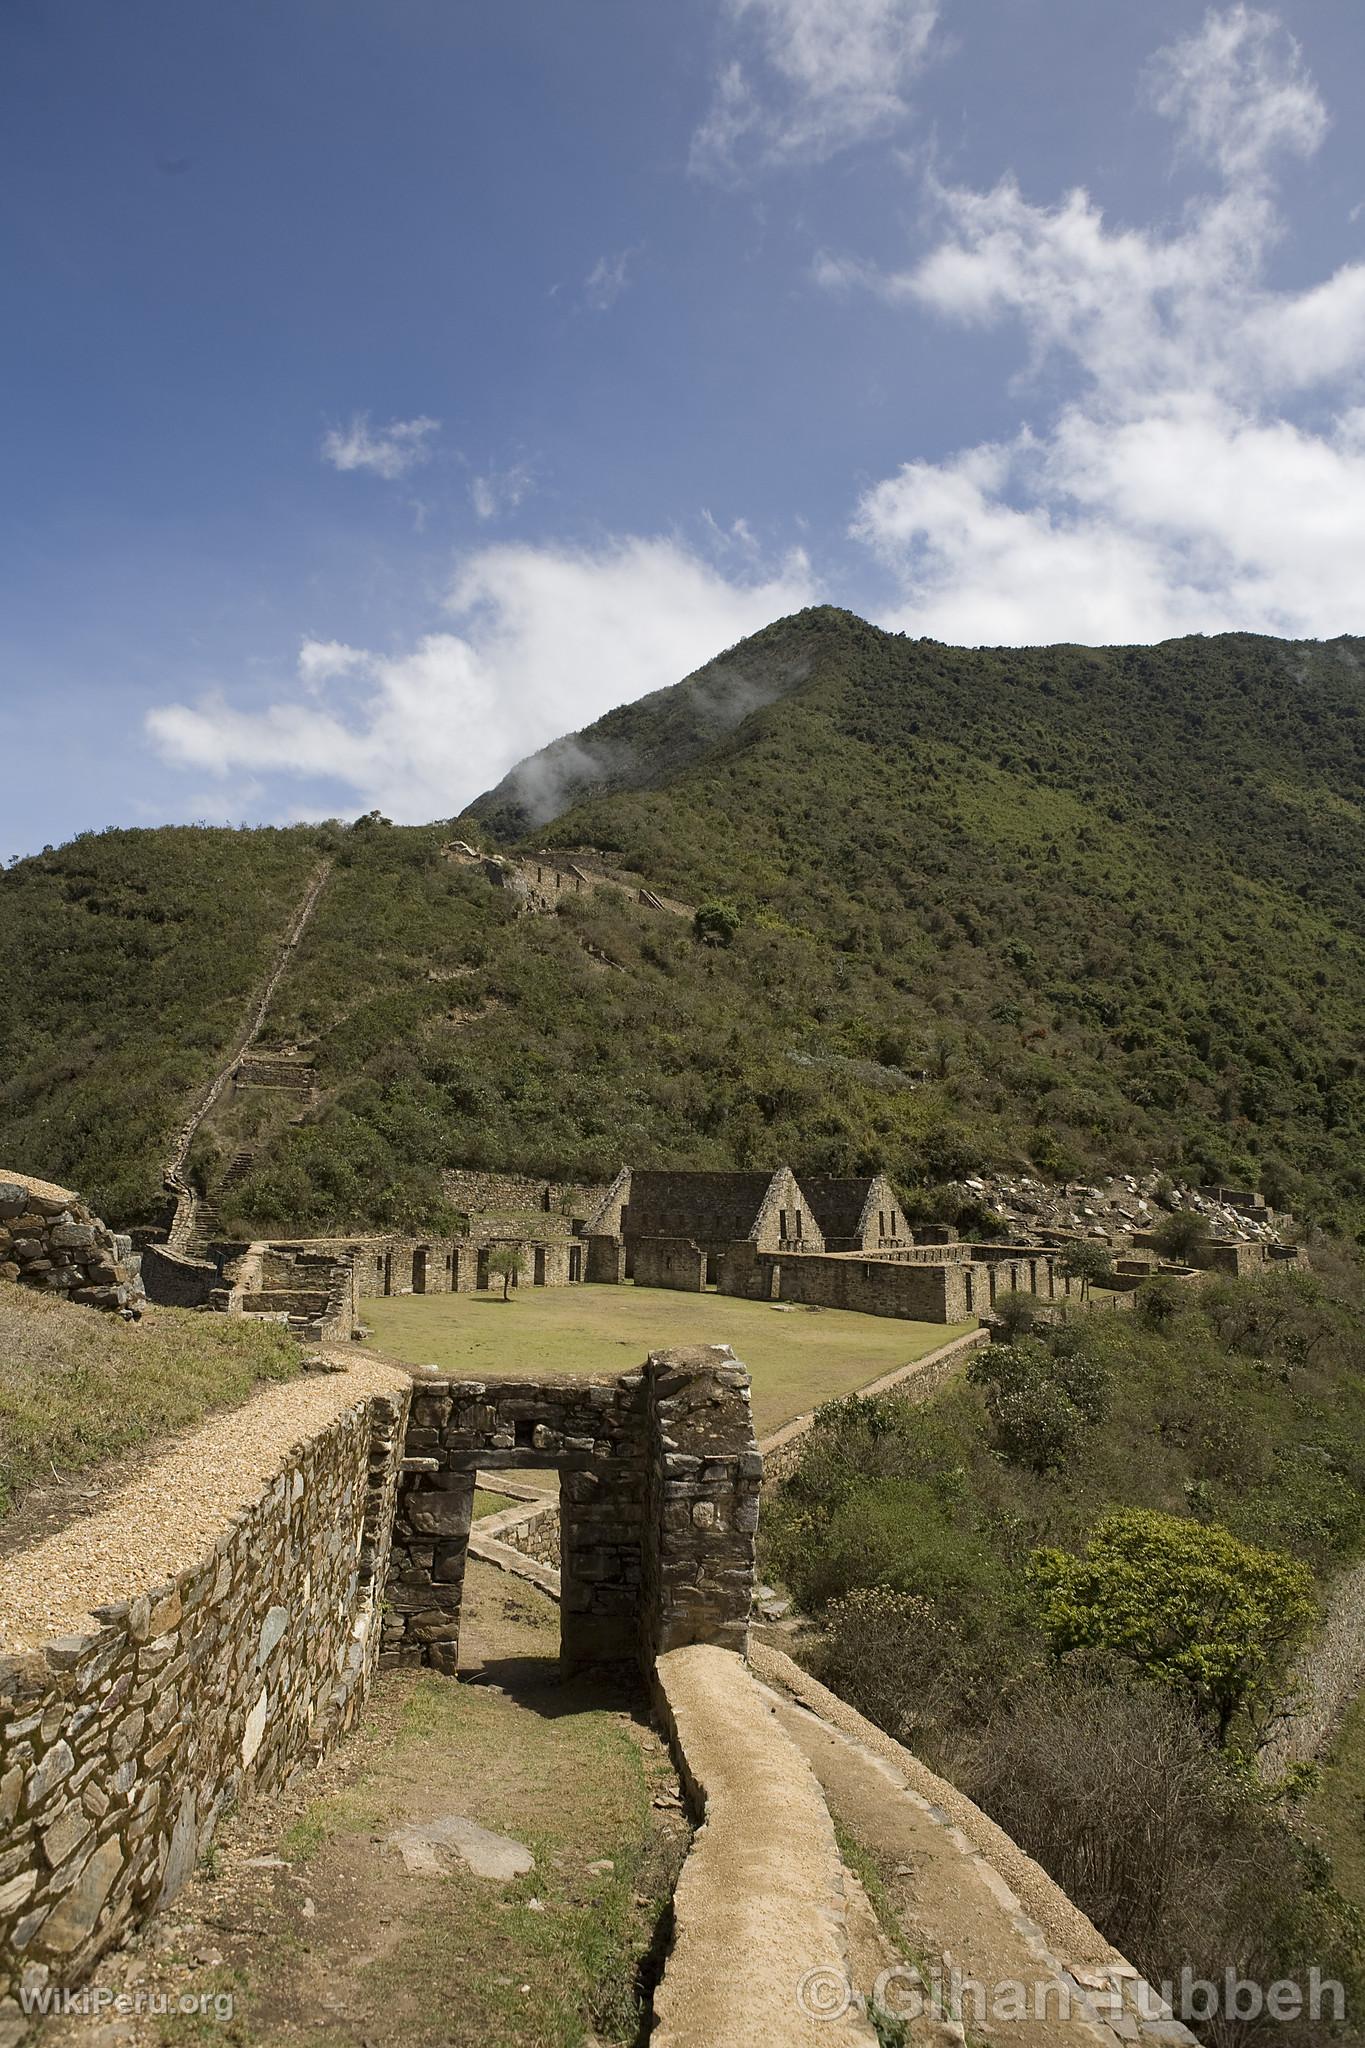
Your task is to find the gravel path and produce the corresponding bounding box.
[0,1355,410,1653]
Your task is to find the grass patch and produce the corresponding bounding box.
[364,1283,970,1435]
[473,1487,519,1517]
[158,1647,685,2048]
[0,1281,299,1516]
[1305,1687,1365,1914]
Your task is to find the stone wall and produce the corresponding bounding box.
[0,1177,141,1315]
[632,1236,707,1294]
[1128,1232,1303,1278]
[0,1389,408,2002]
[495,1499,562,1570]
[348,1232,584,1300]
[385,1349,757,1676]
[442,1169,608,1218]
[718,1243,979,1321]
[585,1233,627,1284]
[719,1242,1070,1323]
[641,1349,760,1665]
[139,1244,219,1310]
[232,1058,313,1093]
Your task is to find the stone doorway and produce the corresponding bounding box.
[412,1247,428,1295]
[384,1349,761,1678]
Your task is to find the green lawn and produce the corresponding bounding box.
[362,1282,972,1436]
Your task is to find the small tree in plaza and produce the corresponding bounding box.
[486,1244,525,1300]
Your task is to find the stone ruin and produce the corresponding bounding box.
[0,1174,143,1315]
[387,1347,761,1672]
[0,1348,759,2000]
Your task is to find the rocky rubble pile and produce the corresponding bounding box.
[950,1170,1293,1249]
[0,1174,143,1313]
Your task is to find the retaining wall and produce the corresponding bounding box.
[651,1643,876,2048]
[140,1244,219,1310]
[758,1329,989,1486]
[0,1389,408,2004]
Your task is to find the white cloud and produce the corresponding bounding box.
[837,6,1365,643]
[584,250,635,313]
[1145,3,1326,182]
[321,413,440,481]
[691,0,939,177]
[469,462,535,523]
[145,538,817,822]
[297,640,369,688]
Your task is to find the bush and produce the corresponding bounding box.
[692,900,740,947]
[960,1673,1363,2044]
[776,1475,1010,1625]
[1137,1272,1191,1326]
[1028,1509,1317,1747]
[1154,1209,1214,1263]
[815,1587,963,1749]
[992,1288,1039,1340]
[968,1336,1110,1471]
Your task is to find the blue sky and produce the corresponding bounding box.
[5,1,1365,856]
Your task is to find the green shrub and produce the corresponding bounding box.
[1028,1509,1317,1747]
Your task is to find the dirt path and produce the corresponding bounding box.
[163,860,333,1250]
[36,1563,686,2048]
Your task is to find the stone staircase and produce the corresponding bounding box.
[219,1148,256,1195]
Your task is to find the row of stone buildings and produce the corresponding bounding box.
[137,1161,1305,1342]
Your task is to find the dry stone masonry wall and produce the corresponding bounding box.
[385,1349,759,1676]
[0,1177,141,1314]
[0,1389,408,2008]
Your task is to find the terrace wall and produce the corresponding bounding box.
[0,1389,407,2003]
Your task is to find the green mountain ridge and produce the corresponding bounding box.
[3,607,1364,1239]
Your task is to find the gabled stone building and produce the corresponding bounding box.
[584,1166,824,1288]
[798,1173,907,1252]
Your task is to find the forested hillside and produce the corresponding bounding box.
[3,608,1364,1239]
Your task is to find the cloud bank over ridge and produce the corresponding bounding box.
[147,538,816,822]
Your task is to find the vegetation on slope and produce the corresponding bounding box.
[3,610,1365,1238]
[0,1282,299,1515]
[760,1265,1365,2034]
[0,826,321,1223]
